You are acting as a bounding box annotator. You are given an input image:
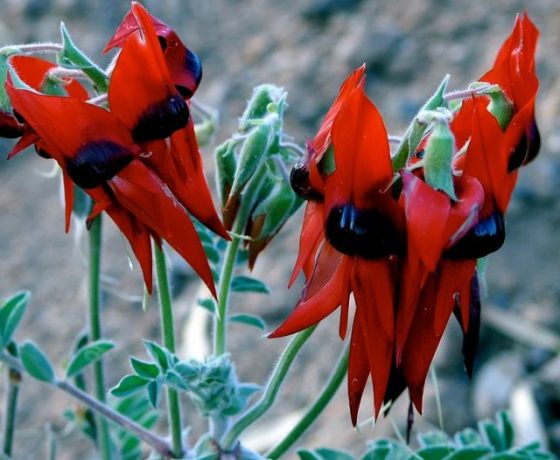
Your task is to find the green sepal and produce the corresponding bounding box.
[486,87,514,131]
[229,123,275,199]
[393,74,450,170]
[0,54,11,111]
[58,22,108,92]
[424,121,457,200]
[240,84,286,131]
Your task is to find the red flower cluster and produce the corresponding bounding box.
[271,13,539,422]
[3,2,226,294]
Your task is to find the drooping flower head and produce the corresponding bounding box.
[4,2,225,294]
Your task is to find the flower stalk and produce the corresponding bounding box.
[88,215,112,460]
[266,343,349,459]
[154,244,183,458]
[0,351,177,458]
[222,325,316,449]
[2,367,21,457]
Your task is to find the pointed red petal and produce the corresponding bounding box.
[327,88,392,210]
[6,83,136,163]
[269,256,348,338]
[108,160,215,297]
[311,65,366,159]
[401,171,450,271]
[348,315,370,425]
[351,259,394,417]
[142,120,228,239]
[289,202,324,286]
[88,186,154,292]
[7,130,40,159]
[63,173,74,233]
[108,2,187,142]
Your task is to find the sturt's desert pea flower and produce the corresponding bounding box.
[3,2,226,295]
[272,10,539,425]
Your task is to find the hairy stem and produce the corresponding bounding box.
[222,326,316,449]
[266,343,348,459]
[154,245,183,458]
[88,215,112,460]
[0,352,177,458]
[2,368,21,457]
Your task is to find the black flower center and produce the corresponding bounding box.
[444,211,505,259]
[66,140,134,189]
[132,95,189,143]
[325,203,402,259]
[290,163,323,202]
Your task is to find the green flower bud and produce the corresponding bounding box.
[424,121,457,200]
[247,179,302,268]
[393,74,450,170]
[240,84,286,131]
[214,140,238,207]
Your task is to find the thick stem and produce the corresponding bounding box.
[154,245,183,458]
[266,344,348,459]
[2,368,21,457]
[0,352,177,458]
[222,326,316,449]
[88,215,112,460]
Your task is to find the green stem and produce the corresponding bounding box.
[222,326,316,449]
[88,215,112,460]
[214,167,267,356]
[154,245,183,458]
[213,232,241,356]
[0,352,176,458]
[266,344,348,459]
[2,368,21,457]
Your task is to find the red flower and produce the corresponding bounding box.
[5,2,224,294]
[104,1,202,98]
[480,12,540,170]
[271,71,405,423]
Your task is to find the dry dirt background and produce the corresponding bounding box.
[1,0,560,458]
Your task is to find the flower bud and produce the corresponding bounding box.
[247,179,302,268]
[214,140,237,207]
[240,84,286,132]
[424,121,457,200]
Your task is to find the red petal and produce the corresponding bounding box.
[108,160,216,297]
[269,255,348,338]
[10,55,88,99]
[289,201,324,286]
[88,186,154,292]
[348,315,371,425]
[63,173,74,233]
[351,258,394,417]
[142,119,228,239]
[401,171,450,271]
[326,87,392,211]
[108,2,184,139]
[6,83,136,163]
[311,65,366,159]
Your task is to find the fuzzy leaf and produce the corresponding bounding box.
[20,341,55,383]
[111,375,150,398]
[229,313,266,330]
[0,291,30,348]
[143,340,172,372]
[66,340,114,378]
[231,276,270,294]
[197,298,217,314]
[146,379,161,409]
[130,357,160,379]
